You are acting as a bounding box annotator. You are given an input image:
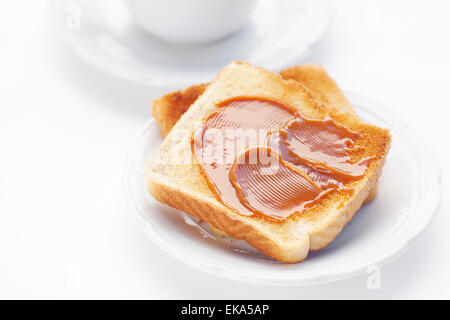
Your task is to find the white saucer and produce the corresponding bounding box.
[124,92,441,286]
[52,0,332,88]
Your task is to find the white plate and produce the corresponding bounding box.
[52,0,332,88]
[124,92,441,286]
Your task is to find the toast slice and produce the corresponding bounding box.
[145,62,391,263]
[152,66,378,228]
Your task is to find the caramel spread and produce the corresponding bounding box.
[193,97,371,221]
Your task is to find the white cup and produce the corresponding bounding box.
[124,0,258,44]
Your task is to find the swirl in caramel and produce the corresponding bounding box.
[193,97,371,221]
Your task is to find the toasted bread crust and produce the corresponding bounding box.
[153,83,208,137]
[309,157,387,251]
[147,173,310,262]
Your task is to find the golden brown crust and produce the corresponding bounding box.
[363,182,379,204]
[309,154,387,251]
[147,171,309,263]
[152,83,208,137]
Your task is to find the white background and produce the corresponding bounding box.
[0,0,449,299]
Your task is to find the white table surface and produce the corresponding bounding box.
[0,0,449,299]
